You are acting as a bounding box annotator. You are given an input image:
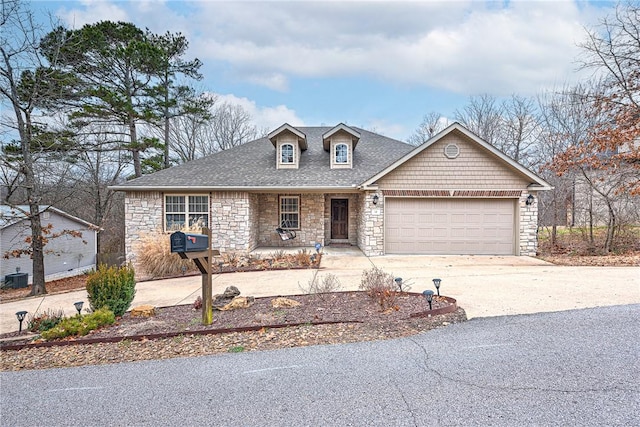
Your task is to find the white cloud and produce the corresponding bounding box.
[211,93,304,131]
[52,1,611,96]
[55,0,129,28]
[184,0,608,95]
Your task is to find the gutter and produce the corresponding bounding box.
[108,185,363,193]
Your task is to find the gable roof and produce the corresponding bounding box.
[268,123,308,151]
[360,122,552,190]
[322,123,361,151]
[0,205,99,230]
[112,127,414,191]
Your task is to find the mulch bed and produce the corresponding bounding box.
[0,292,465,371]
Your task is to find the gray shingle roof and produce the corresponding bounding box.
[114,127,414,190]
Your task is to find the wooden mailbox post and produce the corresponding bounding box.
[169,228,219,325]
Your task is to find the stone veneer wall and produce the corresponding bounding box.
[323,193,360,246]
[519,191,539,256]
[211,191,256,252]
[357,191,384,256]
[124,191,164,275]
[257,193,325,247]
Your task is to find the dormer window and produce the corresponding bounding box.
[335,143,348,164]
[281,143,294,164]
[268,123,307,170]
[323,123,360,169]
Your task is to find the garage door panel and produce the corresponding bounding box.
[385,198,515,255]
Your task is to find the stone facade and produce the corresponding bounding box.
[211,191,256,252]
[123,187,540,266]
[357,191,385,256]
[124,191,164,274]
[519,191,539,256]
[257,193,325,247]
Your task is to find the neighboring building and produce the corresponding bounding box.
[113,122,551,273]
[0,206,99,284]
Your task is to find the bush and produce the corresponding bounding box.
[135,229,198,278]
[299,273,343,297]
[28,308,65,333]
[86,264,136,317]
[41,308,115,340]
[359,266,399,311]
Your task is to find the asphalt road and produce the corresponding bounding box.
[1,304,638,426]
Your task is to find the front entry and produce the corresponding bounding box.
[331,199,348,239]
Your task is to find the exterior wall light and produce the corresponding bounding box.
[526,194,534,206]
[372,194,379,205]
[16,311,28,333]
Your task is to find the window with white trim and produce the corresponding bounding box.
[281,143,294,164]
[165,195,209,231]
[279,196,299,229]
[335,143,348,163]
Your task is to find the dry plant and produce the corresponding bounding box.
[135,229,198,278]
[294,249,312,266]
[359,266,399,311]
[299,272,343,299]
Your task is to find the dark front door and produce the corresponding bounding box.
[331,199,348,239]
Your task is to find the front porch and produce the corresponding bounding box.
[250,244,365,257]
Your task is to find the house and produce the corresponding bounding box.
[113,122,551,273]
[0,206,99,284]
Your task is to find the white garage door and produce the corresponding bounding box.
[385,198,515,255]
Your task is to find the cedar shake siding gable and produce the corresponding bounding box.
[378,131,531,190]
[362,123,551,191]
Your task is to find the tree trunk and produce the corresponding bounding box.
[164,114,170,169]
[22,114,46,295]
[128,117,142,178]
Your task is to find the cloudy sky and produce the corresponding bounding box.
[33,0,613,141]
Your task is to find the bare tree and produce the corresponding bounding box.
[453,94,504,146]
[407,112,447,145]
[0,0,73,294]
[208,102,259,151]
[501,95,540,168]
[168,98,259,162]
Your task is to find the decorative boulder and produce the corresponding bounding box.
[271,297,301,308]
[130,305,156,318]
[213,286,242,308]
[222,286,241,298]
[219,296,255,311]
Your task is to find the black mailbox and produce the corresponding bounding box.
[170,231,209,253]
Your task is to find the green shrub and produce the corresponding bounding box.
[86,264,136,316]
[41,308,115,340]
[28,308,65,332]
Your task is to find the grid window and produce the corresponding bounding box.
[279,196,299,229]
[165,195,209,231]
[281,144,294,163]
[335,143,348,163]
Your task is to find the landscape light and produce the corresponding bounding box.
[432,278,442,296]
[15,311,28,333]
[74,301,84,315]
[422,290,434,310]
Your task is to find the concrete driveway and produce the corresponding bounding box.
[1,248,638,334]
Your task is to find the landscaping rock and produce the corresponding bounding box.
[271,297,301,308]
[213,286,243,308]
[130,305,156,318]
[219,296,255,311]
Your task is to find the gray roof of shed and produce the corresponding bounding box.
[114,126,414,191]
